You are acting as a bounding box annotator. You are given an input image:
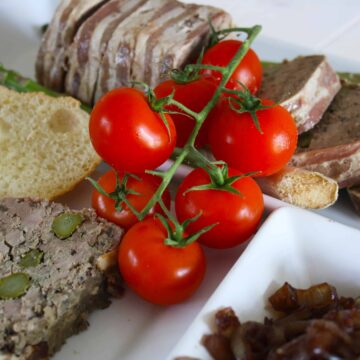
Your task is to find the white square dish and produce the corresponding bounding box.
[167,206,360,359]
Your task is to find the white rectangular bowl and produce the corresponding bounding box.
[167,206,360,359]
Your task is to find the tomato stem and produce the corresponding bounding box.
[166,99,199,120]
[186,63,226,74]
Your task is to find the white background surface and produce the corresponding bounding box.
[0,1,360,359]
[185,0,360,61]
[1,0,360,74]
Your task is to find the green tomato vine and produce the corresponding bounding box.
[136,25,262,220]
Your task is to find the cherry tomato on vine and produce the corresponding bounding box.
[118,218,206,305]
[201,39,262,94]
[91,170,171,230]
[209,99,298,176]
[154,78,217,148]
[175,167,264,249]
[89,88,176,173]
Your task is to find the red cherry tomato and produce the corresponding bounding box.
[118,218,206,305]
[175,167,264,249]
[154,78,217,148]
[201,39,262,94]
[89,88,176,173]
[91,170,171,230]
[209,99,298,176]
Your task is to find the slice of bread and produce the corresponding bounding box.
[0,86,100,199]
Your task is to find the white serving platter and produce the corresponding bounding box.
[168,206,360,359]
[0,1,360,360]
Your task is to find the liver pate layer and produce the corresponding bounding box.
[0,198,123,360]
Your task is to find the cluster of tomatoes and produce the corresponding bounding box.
[89,39,298,306]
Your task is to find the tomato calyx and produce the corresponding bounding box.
[224,83,274,134]
[156,212,216,248]
[184,163,258,197]
[87,173,141,215]
[169,49,206,85]
[154,197,216,248]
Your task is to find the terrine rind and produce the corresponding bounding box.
[259,55,341,134]
[0,198,123,360]
[291,83,360,188]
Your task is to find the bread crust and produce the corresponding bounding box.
[256,166,339,209]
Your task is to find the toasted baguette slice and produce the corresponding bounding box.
[256,166,339,209]
[0,86,100,199]
[201,150,338,209]
[291,83,360,188]
[259,55,341,134]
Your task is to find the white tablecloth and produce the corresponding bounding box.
[184,0,360,61]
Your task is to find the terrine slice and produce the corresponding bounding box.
[136,2,232,91]
[94,0,231,101]
[94,0,178,101]
[291,83,360,188]
[36,0,109,92]
[259,55,341,133]
[0,198,123,360]
[65,0,147,104]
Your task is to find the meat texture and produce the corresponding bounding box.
[0,198,123,360]
[259,55,341,134]
[36,0,109,92]
[95,0,232,102]
[65,0,147,104]
[291,83,360,188]
[37,0,232,105]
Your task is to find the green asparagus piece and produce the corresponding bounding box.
[0,64,91,112]
[0,63,59,95]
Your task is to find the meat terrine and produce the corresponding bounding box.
[36,0,109,92]
[37,0,232,105]
[0,198,123,360]
[291,83,360,188]
[259,55,341,133]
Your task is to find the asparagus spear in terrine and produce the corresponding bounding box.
[0,198,123,360]
[291,83,360,188]
[259,55,341,133]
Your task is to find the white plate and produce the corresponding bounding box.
[168,206,360,359]
[1,1,360,360]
